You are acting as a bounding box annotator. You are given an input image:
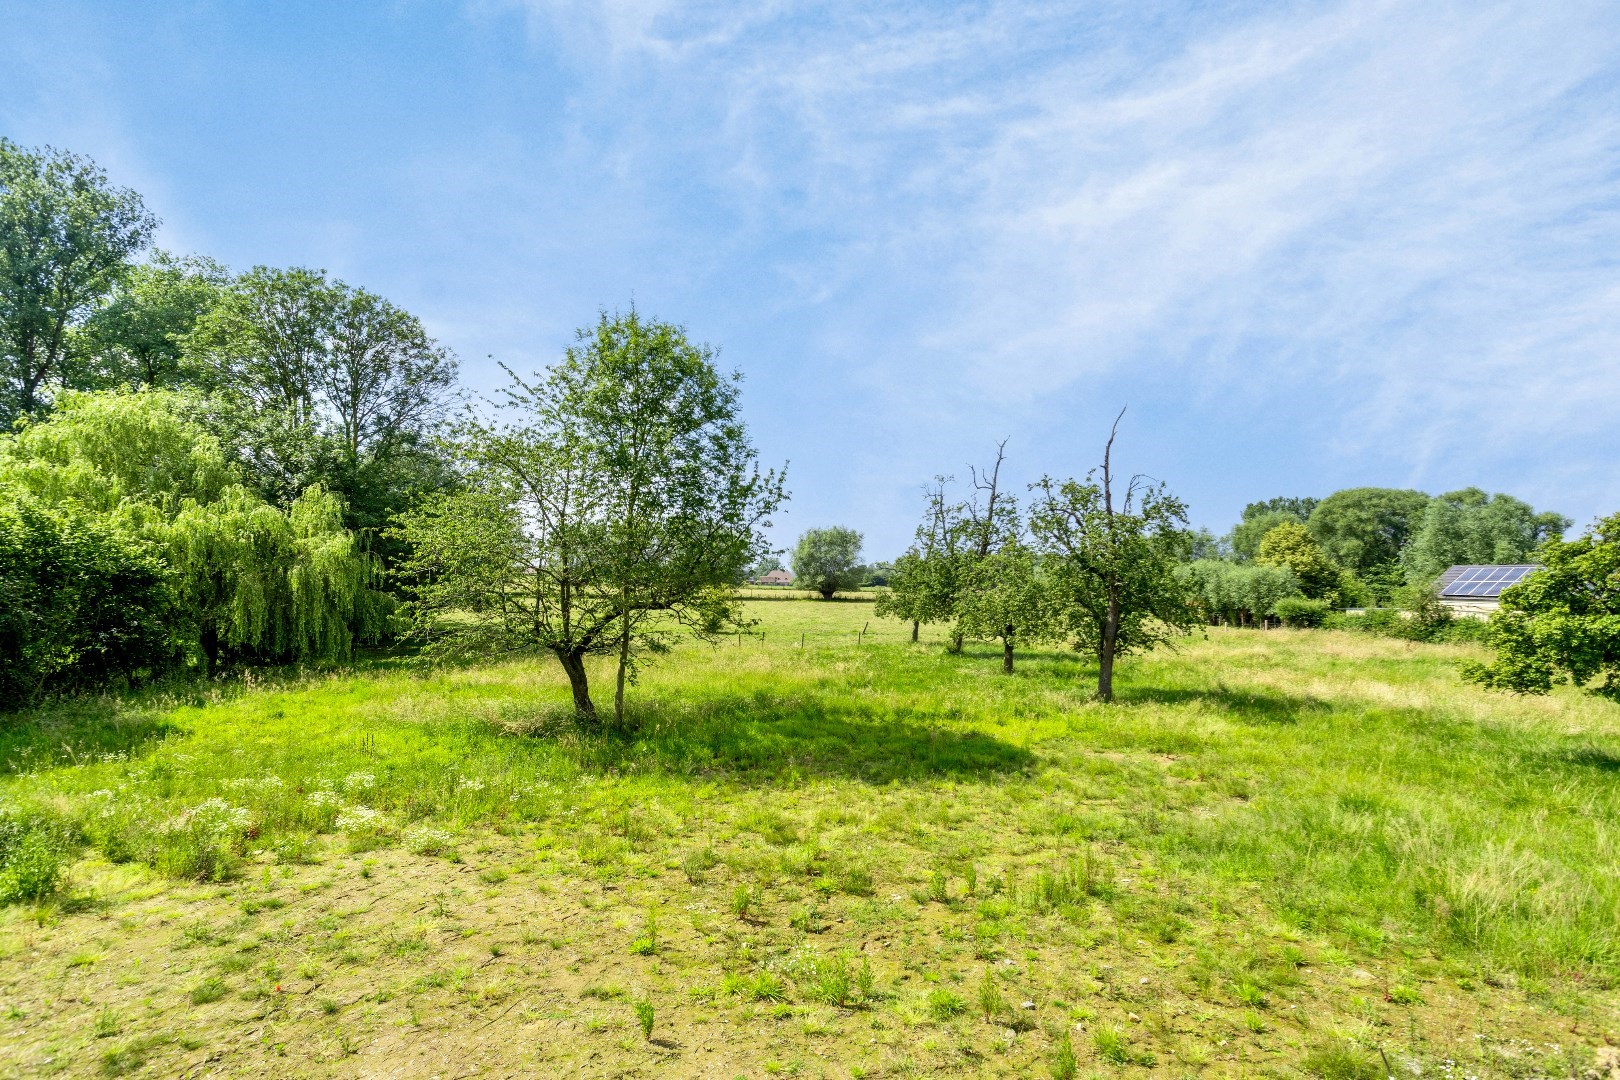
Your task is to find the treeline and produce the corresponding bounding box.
[1178,487,1569,629]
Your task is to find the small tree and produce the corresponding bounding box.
[793,527,863,599]
[954,541,1052,673]
[392,309,783,722]
[1256,521,1342,602]
[1463,513,1620,699]
[1027,413,1198,702]
[876,477,964,642]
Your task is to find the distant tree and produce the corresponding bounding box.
[1186,527,1228,562]
[793,527,864,599]
[0,140,158,422]
[1256,521,1342,602]
[1463,514,1620,700]
[1228,510,1300,562]
[860,560,896,587]
[82,252,228,390]
[1242,496,1318,521]
[1028,413,1198,702]
[747,554,784,580]
[1179,560,1301,626]
[392,310,783,722]
[1401,488,1570,582]
[1307,488,1430,578]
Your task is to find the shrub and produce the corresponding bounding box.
[153,799,253,880]
[1275,597,1332,628]
[0,816,68,904]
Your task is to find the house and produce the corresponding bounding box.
[1435,564,1538,617]
[757,568,795,586]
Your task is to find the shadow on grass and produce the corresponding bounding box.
[523,691,1037,785]
[0,701,180,772]
[1113,684,1332,726]
[1556,745,1620,773]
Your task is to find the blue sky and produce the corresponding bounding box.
[4,0,1618,557]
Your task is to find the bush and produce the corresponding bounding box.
[1275,597,1332,628]
[0,812,71,904]
[0,494,178,708]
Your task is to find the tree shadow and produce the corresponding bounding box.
[1553,745,1620,773]
[0,701,180,773]
[1112,685,1331,726]
[534,690,1036,785]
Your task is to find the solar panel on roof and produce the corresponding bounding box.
[1437,564,1538,598]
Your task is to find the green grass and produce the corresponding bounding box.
[0,599,1616,1075]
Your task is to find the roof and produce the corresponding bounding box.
[1437,564,1539,599]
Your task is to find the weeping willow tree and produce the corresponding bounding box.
[0,389,386,680]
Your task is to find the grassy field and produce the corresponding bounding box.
[2,600,1618,1078]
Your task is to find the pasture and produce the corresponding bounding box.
[1,599,1616,1078]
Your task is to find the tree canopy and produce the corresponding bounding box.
[792,526,864,600]
[0,139,157,422]
[1463,514,1620,699]
[1306,487,1430,577]
[1401,488,1570,582]
[392,309,784,722]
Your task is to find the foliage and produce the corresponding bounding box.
[1179,559,1301,625]
[0,389,386,690]
[182,265,459,554]
[1256,521,1343,602]
[1228,509,1304,562]
[1463,513,1620,698]
[954,541,1053,672]
[0,493,176,706]
[1306,487,1430,578]
[1028,417,1198,701]
[392,309,784,721]
[876,478,968,640]
[82,252,228,391]
[792,526,864,599]
[1401,487,1569,583]
[0,811,70,904]
[0,139,158,423]
[1274,596,1332,627]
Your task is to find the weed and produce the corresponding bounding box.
[926,987,966,1021]
[730,883,760,920]
[93,1007,122,1038]
[100,1035,167,1076]
[189,976,228,1004]
[1302,1041,1383,1080]
[1092,1023,1131,1066]
[977,970,1004,1020]
[1049,1030,1077,1080]
[680,846,718,883]
[629,907,658,955]
[633,997,654,1040]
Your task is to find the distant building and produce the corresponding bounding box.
[758,568,795,586]
[1436,564,1538,617]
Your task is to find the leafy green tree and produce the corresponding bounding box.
[0,140,157,422]
[1028,415,1198,702]
[392,310,783,722]
[1243,496,1318,521]
[1463,514,1620,699]
[0,389,385,675]
[1306,487,1430,577]
[1256,521,1342,601]
[184,265,458,554]
[1179,560,1301,626]
[747,554,784,580]
[793,526,864,600]
[82,252,227,390]
[876,477,965,642]
[1401,488,1570,582]
[0,493,175,707]
[1228,510,1300,562]
[954,541,1052,672]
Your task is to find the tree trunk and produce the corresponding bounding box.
[614,631,629,727]
[947,631,964,654]
[910,620,919,643]
[1097,596,1120,702]
[557,649,597,722]
[1002,634,1014,674]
